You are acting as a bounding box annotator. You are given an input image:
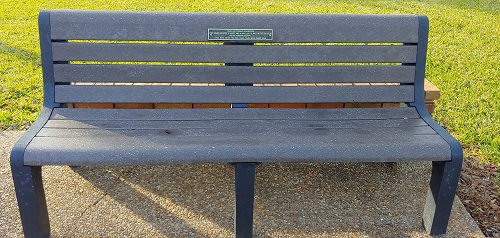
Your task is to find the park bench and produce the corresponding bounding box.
[11,10,462,237]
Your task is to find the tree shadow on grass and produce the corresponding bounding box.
[0,42,40,67]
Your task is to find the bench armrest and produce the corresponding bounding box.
[415,104,463,162]
[10,107,54,166]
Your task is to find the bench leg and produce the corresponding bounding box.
[423,159,462,235]
[11,163,50,238]
[234,163,256,238]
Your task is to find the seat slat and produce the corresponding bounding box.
[37,125,438,137]
[24,132,449,166]
[54,65,416,84]
[44,118,428,129]
[50,108,421,121]
[50,11,419,43]
[52,43,417,63]
[54,85,414,103]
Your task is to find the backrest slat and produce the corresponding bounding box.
[52,43,417,63]
[54,85,414,104]
[50,11,419,43]
[53,65,416,84]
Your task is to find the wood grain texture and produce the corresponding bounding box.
[269,103,306,108]
[114,103,154,109]
[344,103,383,108]
[154,103,193,109]
[424,80,440,100]
[193,103,231,108]
[247,104,269,108]
[306,103,344,108]
[73,103,114,108]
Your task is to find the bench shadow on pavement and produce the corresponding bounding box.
[71,162,429,237]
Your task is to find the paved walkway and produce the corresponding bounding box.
[1,131,483,237]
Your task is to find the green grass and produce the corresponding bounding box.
[1,0,499,163]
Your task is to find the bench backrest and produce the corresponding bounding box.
[39,11,428,108]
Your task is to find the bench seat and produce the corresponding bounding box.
[24,108,450,166]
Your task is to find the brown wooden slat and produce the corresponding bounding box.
[114,103,154,109]
[424,80,440,100]
[269,103,306,108]
[306,103,344,108]
[382,103,402,108]
[425,102,436,114]
[193,104,231,108]
[73,103,114,108]
[248,104,269,108]
[344,103,383,108]
[154,103,193,109]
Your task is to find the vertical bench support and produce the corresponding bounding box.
[11,161,50,238]
[234,163,257,238]
[410,16,463,235]
[10,107,54,238]
[412,16,464,235]
[423,158,462,235]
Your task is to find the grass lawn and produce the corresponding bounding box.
[0,0,498,164]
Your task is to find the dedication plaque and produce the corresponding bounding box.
[208,29,273,41]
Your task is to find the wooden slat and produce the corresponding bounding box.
[54,85,414,103]
[72,103,113,108]
[424,80,440,100]
[193,103,231,108]
[50,11,419,43]
[154,103,193,109]
[49,108,422,121]
[269,103,306,108]
[54,64,416,84]
[344,103,383,108]
[382,103,402,108]
[306,103,344,108]
[52,43,417,63]
[426,102,436,114]
[114,103,154,109]
[248,103,268,108]
[43,118,429,130]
